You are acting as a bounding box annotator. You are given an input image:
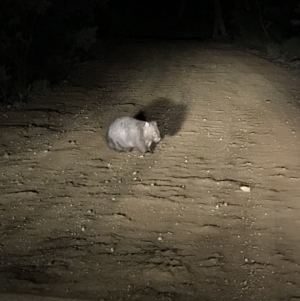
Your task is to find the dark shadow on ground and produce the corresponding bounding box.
[133,97,188,139]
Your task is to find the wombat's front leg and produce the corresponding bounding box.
[147,142,154,153]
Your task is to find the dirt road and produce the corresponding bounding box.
[1,41,300,301]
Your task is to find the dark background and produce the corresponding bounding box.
[0,0,299,105]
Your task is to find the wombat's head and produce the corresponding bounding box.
[144,121,161,143]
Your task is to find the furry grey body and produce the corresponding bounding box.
[106,116,161,153]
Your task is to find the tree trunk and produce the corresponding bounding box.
[213,0,227,38]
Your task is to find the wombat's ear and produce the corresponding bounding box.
[144,122,150,127]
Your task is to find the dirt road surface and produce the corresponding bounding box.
[1,41,300,301]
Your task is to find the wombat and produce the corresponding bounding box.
[106,116,161,153]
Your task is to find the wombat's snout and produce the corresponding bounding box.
[154,136,161,143]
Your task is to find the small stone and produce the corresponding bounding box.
[240,186,251,192]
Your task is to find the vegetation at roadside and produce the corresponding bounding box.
[0,0,299,105]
